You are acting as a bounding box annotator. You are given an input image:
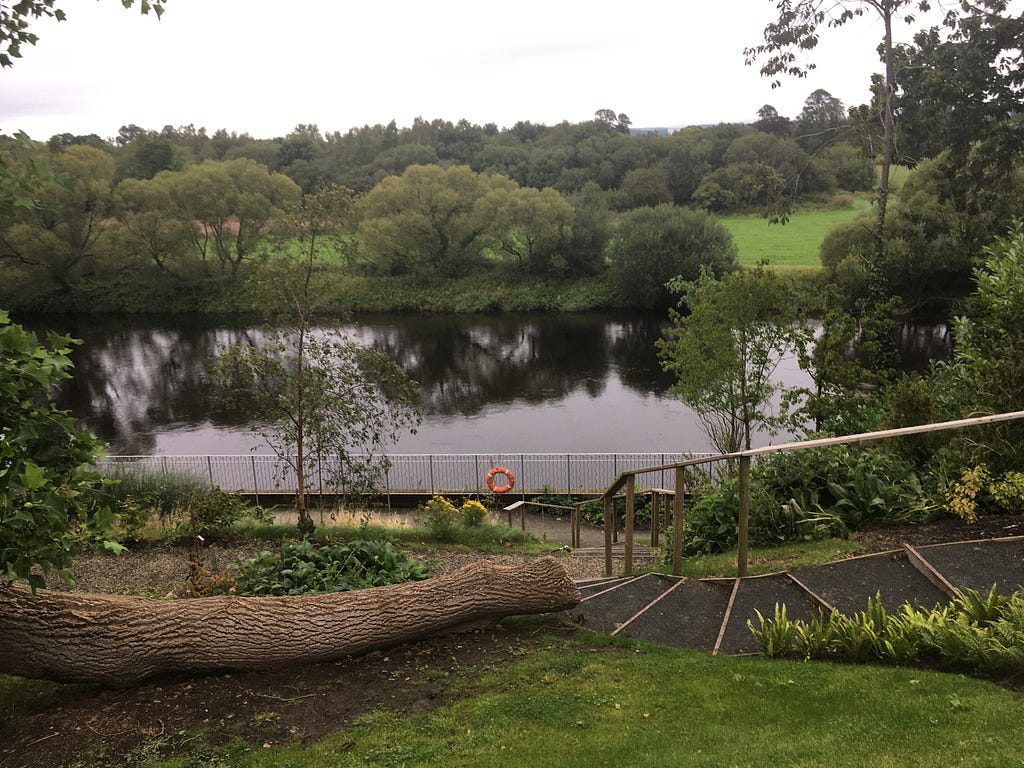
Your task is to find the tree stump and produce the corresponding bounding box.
[0,556,580,686]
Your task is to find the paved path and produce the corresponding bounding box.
[569,537,1024,654]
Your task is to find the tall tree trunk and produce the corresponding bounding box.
[0,558,580,686]
[875,8,896,268]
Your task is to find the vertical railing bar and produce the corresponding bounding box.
[624,475,635,577]
[251,455,260,507]
[650,491,659,547]
[318,455,324,507]
[673,466,685,576]
[603,495,613,577]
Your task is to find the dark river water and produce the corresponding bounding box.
[30,313,948,457]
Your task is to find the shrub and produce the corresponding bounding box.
[421,495,458,540]
[231,539,431,596]
[460,499,487,527]
[946,465,991,524]
[989,471,1024,515]
[182,489,253,535]
[755,446,940,529]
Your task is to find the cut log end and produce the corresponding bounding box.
[0,556,581,686]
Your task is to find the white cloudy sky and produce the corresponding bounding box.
[0,0,968,141]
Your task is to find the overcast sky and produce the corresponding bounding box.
[0,0,970,141]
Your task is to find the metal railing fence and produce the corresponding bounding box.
[97,452,720,498]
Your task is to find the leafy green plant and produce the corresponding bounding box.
[750,588,1024,679]
[827,465,890,529]
[748,604,798,657]
[988,471,1024,514]
[231,539,431,596]
[678,479,741,555]
[0,312,115,588]
[113,496,153,541]
[793,610,836,660]
[756,445,940,530]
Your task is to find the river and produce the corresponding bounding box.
[29,312,947,457]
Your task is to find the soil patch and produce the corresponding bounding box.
[1,622,568,768]
[850,514,1024,552]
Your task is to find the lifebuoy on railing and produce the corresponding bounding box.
[486,466,515,494]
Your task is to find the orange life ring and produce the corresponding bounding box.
[486,466,515,494]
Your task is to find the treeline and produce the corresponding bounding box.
[0,140,742,313]
[0,89,877,315]
[45,89,873,209]
[2,13,1023,318]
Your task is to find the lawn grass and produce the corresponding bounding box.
[723,196,871,269]
[144,621,1024,767]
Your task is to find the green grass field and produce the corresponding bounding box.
[722,196,872,269]
[129,622,1024,767]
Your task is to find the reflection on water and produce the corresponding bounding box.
[25,313,948,456]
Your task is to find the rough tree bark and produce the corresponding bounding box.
[0,557,580,686]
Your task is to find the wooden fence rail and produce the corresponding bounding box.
[601,411,1024,577]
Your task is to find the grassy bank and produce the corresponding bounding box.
[3,269,628,315]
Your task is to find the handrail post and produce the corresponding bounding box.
[738,455,751,577]
[673,466,685,576]
[603,495,612,577]
[625,475,635,576]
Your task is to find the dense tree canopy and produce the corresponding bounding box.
[0,144,115,291]
[609,205,738,308]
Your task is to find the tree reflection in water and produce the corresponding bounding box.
[31,313,947,456]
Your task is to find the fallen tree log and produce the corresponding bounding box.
[0,556,580,686]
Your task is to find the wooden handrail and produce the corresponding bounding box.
[600,410,1024,577]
